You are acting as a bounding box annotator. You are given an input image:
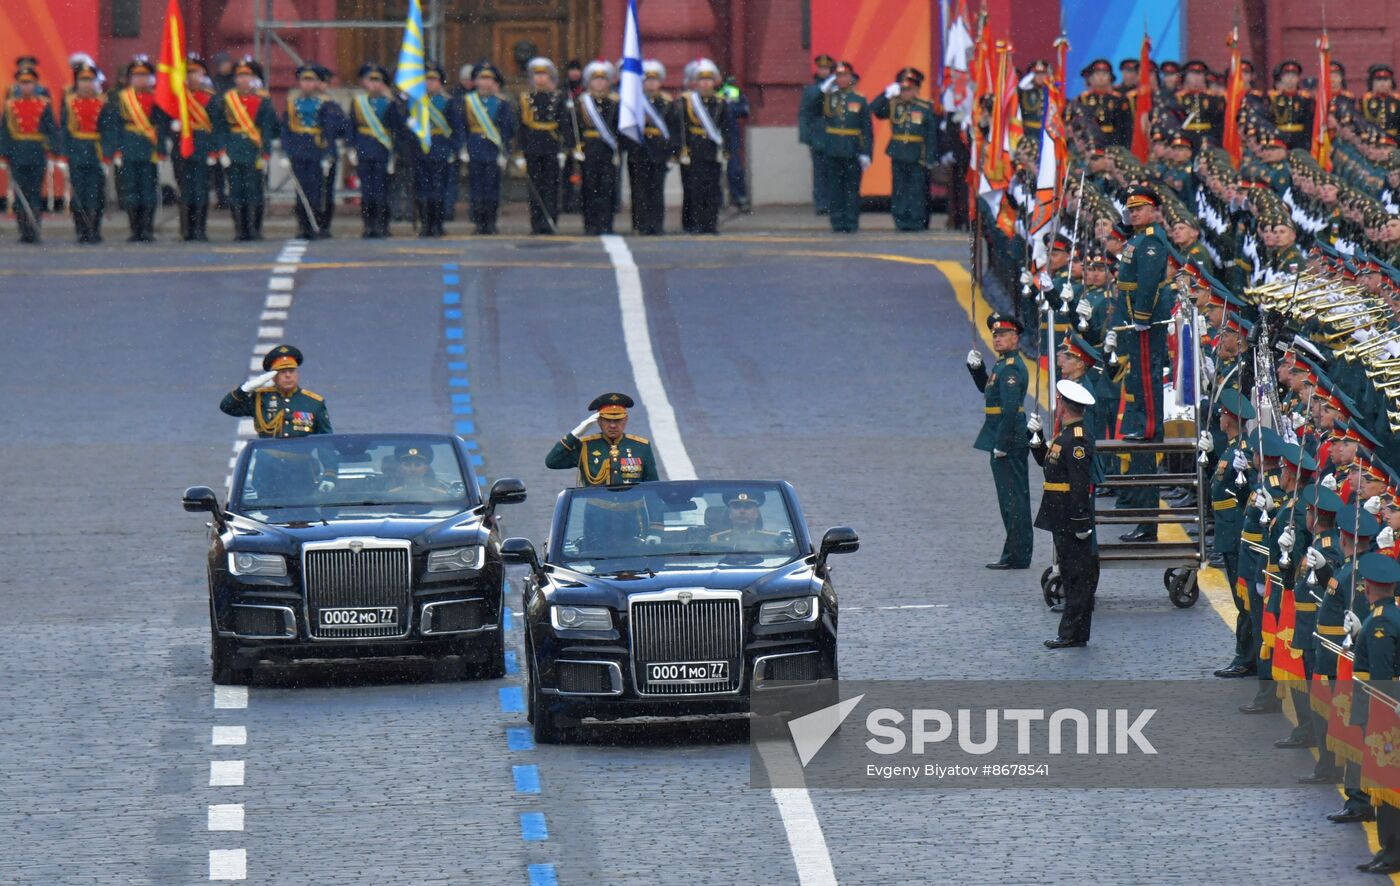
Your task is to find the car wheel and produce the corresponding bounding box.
[529,656,567,744]
[476,627,507,680]
[211,634,247,686]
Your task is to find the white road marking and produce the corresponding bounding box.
[252,342,273,355]
[207,804,245,831]
[260,310,288,321]
[273,264,299,274]
[209,761,245,786]
[247,356,265,371]
[256,326,284,339]
[212,726,247,746]
[264,293,292,309]
[213,686,248,709]
[208,848,247,880]
[601,235,837,886]
[236,418,254,437]
[267,277,294,291]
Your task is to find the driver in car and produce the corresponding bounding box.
[709,492,784,549]
[386,445,450,497]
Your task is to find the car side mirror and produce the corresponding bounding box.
[501,536,543,576]
[487,477,527,512]
[817,526,859,569]
[182,486,226,529]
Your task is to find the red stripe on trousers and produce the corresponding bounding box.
[1139,332,1156,439]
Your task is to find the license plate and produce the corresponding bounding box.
[319,607,398,628]
[646,661,728,684]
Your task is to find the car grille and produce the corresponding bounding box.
[304,543,411,639]
[631,596,742,695]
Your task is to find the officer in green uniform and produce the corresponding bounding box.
[967,313,1032,569]
[546,393,658,487]
[214,57,279,241]
[799,54,834,215]
[1294,487,1352,782]
[869,67,938,231]
[1348,551,1400,873]
[1212,390,1258,677]
[1071,59,1131,149]
[1239,428,1288,713]
[174,54,218,242]
[59,61,108,244]
[709,491,785,549]
[1240,133,1292,193]
[219,344,333,438]
[0,64,60,243]
[810,60,872,233]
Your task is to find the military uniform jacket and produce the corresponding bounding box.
[968,352,1029,453]
[869,95,938,164]
[517,89,573,157]
[350,93,404,161]
[1268,89,1314,144]
[1176,89,1224,143]
[577,92,619,163]
[99,88,168,163]
[1119,223,1171,324]
[633,93,677,163]
[283,93,339,160]
[798,80,826,148]
[461,92,517,163]
[1316,557,1363,677]
[60,92,106,166]
[1362,92,1400,139]
[678,92,730,163]
[1072,89,1131,148]
[1237,469,1281,578]
[546,432,658,486]
[183,90,219,159]
[1018,87,1045,140]
[1,94,59,165]
[1210,435,1253,551]
[1031,419,1096,537]
[812,88,872,159]
[220,386,332,438]
[1351,597,1400,728]
[1294,527,1343,653]
[215,90,279,165]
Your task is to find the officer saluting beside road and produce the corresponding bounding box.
[967,313,1032,570]
[1029,380,1099,648]
[220,344,332,439]
[546,393,658,487]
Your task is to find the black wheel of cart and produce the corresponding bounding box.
[1162,568,1175,591]
[1040,566,1055,593]
[1043,575,1064,609]
[1167,569,1200,608]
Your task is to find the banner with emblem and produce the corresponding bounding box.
[1362,684,1400,808]
[1330,650,1365,764]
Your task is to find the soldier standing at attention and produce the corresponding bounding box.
[870,67,938,231]
[1029,380,1099,647]
[1072,59,1131,149]
[514,58,572,235]
[799,54,834,215]
[282,64,339,241]
[1269,60,1314,151]
[547,393,658,487]
[59,60,108,244]
[173,54,217,242]
[1362,65,1400,141]
[412,62,459,238]
[0,63,59,243]
[812,60,872,233]
[215,57,278,242]
[575,60,620,236]
[220,345,333,439]
[678,59,730,235]
[99,56,166,243]
[459,61,515,236]
[627,59,676,236]
[349,63,403,239]
[967,313,1033,570]
[1348,552,1400,874]
[1177,60,1225,146]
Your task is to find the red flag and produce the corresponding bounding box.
[154,0,193,158]
[1330,652,1366,765]
[1271,587,1307,682]
[980,41,1013,188]
[1130,32,1153,162]
[1052,35,1069,95]
[1362,685,1400,809]
[1312,32,1333,170]
[1222,28,1245,164]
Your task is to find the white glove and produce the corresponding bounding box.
[644,534,663,546]
[1252,489,1274,512]
[1037,271,1053,291]
[1290,411,1307,430]
[218,152,231,168]
[1380,526,1397,549]
[320,157,332,175]
[1197,431,1213,453]
[496,153,507,170]
[1366,495,1383,516]
[1201,355,1216,380]
[1232,450,1250,472]
[1346,610,1363,639]
[206,153,218,166]
[348,151,359,167]
[54,159,68,173]
[858,155,871,171]
[1027,413,1044,435]
[556,151,566,166]
[1278,525,1296,552]
[387,158,395,175]
[570,413,599,438]
[1074,529,1093,540]
[277,156,290,169]
[1321,474,1338,492]
[573,149,585,162]
[679,154,691,166]
[1133,323,1150,332]
[1104,330,1118,352]
[241,370,277,393]
[514,155,527,171]
[170,119,181,132]
[1019,268,1034,287]
[459,148,470,163]
[966,349,983,370]
[1075,296,1093,322]
[884,82,901,99]
[113,154,123,169]
[820,75,838,94]
[992,449,1007,458]
[318,479,336,493]
[1305,546,1326,569]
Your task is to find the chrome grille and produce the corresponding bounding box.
[630,593,742,695]
[303,541,411,640]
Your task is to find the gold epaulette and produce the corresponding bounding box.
[624,434,651,445]
[255,386,277,393]
[301,389,324,401]
[578,434,603,443]
[1072,426,1085,438]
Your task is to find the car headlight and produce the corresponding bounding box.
[550,605,613,631]
[426,545,486,573]
[228,552,287,577]
[759,596,819,625]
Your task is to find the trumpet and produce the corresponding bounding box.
[1333,328,1400,358]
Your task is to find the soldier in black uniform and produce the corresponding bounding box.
[628,59,677,235]
[1072,59,1131,149]
[1030,379,1100,648]
[678,58,730,235]
[575,60,620,235]
[1177,60,1224,146]
[1362,64,1400,141]
[1269,60,1315,151]
[514,57,575,234]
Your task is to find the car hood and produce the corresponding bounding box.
[225,512,487,554]
[544,559,820,608]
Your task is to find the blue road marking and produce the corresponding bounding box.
[503,608,513,630]
[445,308,463,319]
[453,404,474,415]
[470,454,484,466]
[527,864,558,886]
[499,686,525,712]
[445,327,464,339]
[463,439,480,450]
[513,765,541,793]
[506,727,534,750]
[443,291,460,304]
[447,344,465,354]
[450,377,470,387]
[448,361,467,370]
[451,393,472,403]
[455,420,476,435]
[520,813,548,841]
[505,650,519,675]
[443,273,460,285]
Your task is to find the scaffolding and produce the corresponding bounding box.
[252,0,448,78]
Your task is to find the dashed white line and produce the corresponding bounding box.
[260,310,288,321]
[213,686,248,709]
[601,235,838,886]
[209,761,245,787]
[273,264,299,274]
[264,293,292,309]
[209,848,247,880]
[256,326,284,339]
[207,804,245,831]
[267,277,294,291]
[212,725,247,746]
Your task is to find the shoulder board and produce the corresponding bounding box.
[624,434,651,445]
[300,389,324,402]
[1072,427,1085,437]
[1144,225,1155,235]
[255,386,277,393]
[1321,537,1333,548]
[578,434,602,442]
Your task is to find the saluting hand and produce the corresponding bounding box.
[570,412,600,438]
[241,370,277,393]
[1380,526,1397,549]
[1366,495,1384,516]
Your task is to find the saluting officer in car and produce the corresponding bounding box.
[219,344,332,438]
[546,392,657,486]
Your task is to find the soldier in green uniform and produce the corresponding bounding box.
[0,63,59,243]
[214,57,279,241]
[174,54,218,242]
[1348,551,1400,873]
[1294,487,1353,782]
[546,393,658,487]
[870,67,938,231]
[99,56,167,242]
[1211,390,1259,677]
[967,313,1032,570]
[811,60,872,233]
[799,54,834,215]
[219,344,333,439]
[59,61,108,244]
[1241,133,1292,193]
[1239,428,1288,713]
[709,491,785,550]
[677,59,730,235]
[1018,60,1049,145]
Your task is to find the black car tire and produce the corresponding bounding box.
[476,627,507,679]
[528,647,568,744]
[211,634,248,686]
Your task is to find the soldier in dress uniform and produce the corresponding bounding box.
[1210,390,1260,676]
[59,61,107,244]
[967,313,1033,570]
[312,65,348,237]
[281,63,341,240]
[546,393,658,487]
[349,62,403,238]
[709,491,784,549]
[459,61,515,236]
[411,62,459,238]
[0,63,59,243]
[810,60,871,233]
[1269,60,1315,151]
[514,57,573,235]
[1177,60,1225,146]
[171,54,217,242]
[574,59,621,236]
[870,67,938,231]
[627,59,676,236]
[1029,379,1099,647]
[219,345,333,439]
[1347,551,1400,873]
[678,58,731,235]
[1362,65,1400,142]
[1073,59,1131,149]
[800,54,835,215]
[1018,60,1049,144]
[1330,61,1358,123]
[99,56,166,243]
[214,57,278,241]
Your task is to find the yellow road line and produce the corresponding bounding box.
[0,257,614,277]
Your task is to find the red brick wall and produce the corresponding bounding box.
[744,0,809,125]
[1187,0,1396,85]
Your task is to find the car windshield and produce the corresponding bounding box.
[554,481,801,572]
[235,437,472,521]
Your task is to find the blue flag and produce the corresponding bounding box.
[618,0,648,145]
[395,0,430,153]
